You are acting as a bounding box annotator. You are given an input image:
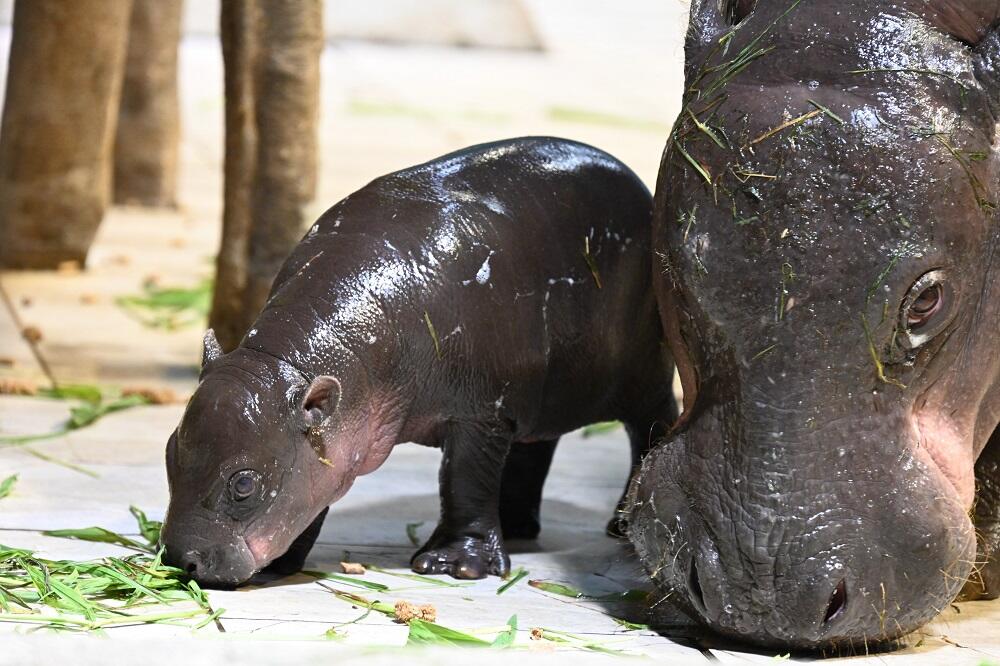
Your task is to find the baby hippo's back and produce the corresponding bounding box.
[253,137,672,440]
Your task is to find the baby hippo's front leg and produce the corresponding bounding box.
[411,425,511,579]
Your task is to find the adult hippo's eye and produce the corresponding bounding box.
[900,270,952,349]
[228,470,261,501]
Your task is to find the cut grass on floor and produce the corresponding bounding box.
[0,508,223,632]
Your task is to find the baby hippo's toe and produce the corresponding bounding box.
[411,531,510,579]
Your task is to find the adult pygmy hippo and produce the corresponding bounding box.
[629,0,1000,651]
[161,137,677,586]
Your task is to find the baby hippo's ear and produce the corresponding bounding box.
[202,329,223,368]
[302,376,341,428]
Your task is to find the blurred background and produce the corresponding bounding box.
[0,0,688,399]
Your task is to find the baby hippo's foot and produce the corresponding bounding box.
[605,512,630,539]
[411,526,510,579]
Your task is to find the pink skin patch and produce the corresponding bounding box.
[912,408,976,508]
[244,533,274,565]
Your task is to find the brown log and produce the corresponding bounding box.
[0,0,134,269]
[114,0,185,208]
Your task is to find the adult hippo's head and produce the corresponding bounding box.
[629,0,1000,651]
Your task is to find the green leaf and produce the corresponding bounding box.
[0,474,17,499]
[612,617,649,631]
[528,579,584,598]
[42,527,153,554]
[580,421,621,438]
[496,567,528,595]
[490,615,517,648]
[39,384,103,403]
[405,618,492,647]
[301,570,390,592]
[116,279,212,331]
[129,506,162,547]
[362,565,470,588]
[405,521,423,547]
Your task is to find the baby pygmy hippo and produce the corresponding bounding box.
[160,137,677,586]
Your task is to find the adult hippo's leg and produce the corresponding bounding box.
[964,429,1000,600]
[411,423,512,579]
[265,507,329,575]
[498,440,558,540]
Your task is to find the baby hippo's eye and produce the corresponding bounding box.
[900,270,952,349]
[229,469,260,501]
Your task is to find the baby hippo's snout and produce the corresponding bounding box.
[160,518,257,588]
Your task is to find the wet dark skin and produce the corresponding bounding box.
[160,137,677,587]
[628,0,1000,652]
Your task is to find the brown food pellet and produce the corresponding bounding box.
[339,562,366,575]
[0,378,37,396]
[530,627,544,641]
[121,386,179,405]
[0,357,14,367]
[21,326,42,344]
[393,600,437,624]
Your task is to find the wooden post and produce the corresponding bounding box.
[114,0,185,208]
[210,0,324,350]
[0,0,134,269]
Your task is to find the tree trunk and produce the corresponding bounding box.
[0,0,134,269]
[210,0,323,351]
[244,0,324,323]
[209,0,260,351]
[114,0,185,208]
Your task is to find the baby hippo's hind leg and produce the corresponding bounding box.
[499,439,558,540]
[963,429,1000,600]
[411,424,512,579]
[265,507,329,575]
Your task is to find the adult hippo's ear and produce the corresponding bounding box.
[302,376,341,429]
[202,329,224,368]
[973,27,1000,120]
[687,0,758,43]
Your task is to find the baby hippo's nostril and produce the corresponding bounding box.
[823,579,848,625]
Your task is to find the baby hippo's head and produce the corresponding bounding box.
[160,330,357,587]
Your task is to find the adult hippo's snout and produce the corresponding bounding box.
[630,0,1000,649]
[630,408,976,649]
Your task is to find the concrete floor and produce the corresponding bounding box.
[1,2,999,663]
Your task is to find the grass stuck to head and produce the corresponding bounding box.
[0,507,223,632]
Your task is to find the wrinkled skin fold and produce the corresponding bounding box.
[629,0,1000,651]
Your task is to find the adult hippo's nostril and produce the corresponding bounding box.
[823,579,848,625]
[688,557,707,615]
